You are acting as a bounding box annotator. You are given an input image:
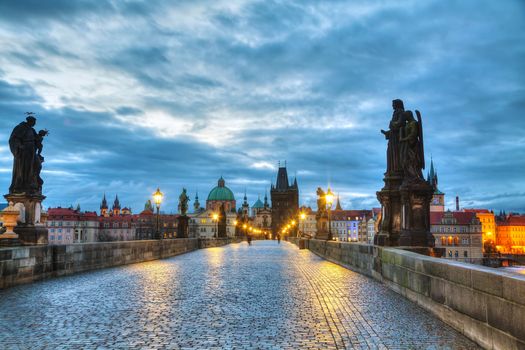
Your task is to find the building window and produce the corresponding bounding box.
[441,237,446,246]
[455,251,459,258]
[448,250,452,257]
[464,251,468,258]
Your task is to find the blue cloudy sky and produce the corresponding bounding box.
[0,0,524,213]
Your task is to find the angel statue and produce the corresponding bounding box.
[399,110,425,183]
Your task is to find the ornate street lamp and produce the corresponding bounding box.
[299,211,306,237]
[153,188,163,239]
[325,188,335,241]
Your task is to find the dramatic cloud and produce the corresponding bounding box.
[0,0,524,212]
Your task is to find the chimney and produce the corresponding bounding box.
[455,196,460,211]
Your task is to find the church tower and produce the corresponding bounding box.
[241,191,250,219]
[100,193,108,217]
[271,162,299,236]
[427,159,445,212]
[194,192,201,213]
[112,194,121,216]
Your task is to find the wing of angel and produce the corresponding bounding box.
[416,110,425,170]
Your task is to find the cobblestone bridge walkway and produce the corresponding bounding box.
[0,241,479,349]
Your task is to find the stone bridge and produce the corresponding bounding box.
[0,240,525,349]
[0,240,523,349]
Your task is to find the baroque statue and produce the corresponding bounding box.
[376,99,435,249]
[9,114,48,195]
[178,188,189,216]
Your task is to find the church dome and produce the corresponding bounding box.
[207,177,235,201]
[252,198,264,209]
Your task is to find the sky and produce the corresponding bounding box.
[0,0,524,214]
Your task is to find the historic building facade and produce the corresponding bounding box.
[271,164,299,235]
[47,208,99,244]
[189,177,237,239]
[463,209,496,252]
[251,194,272,235]
[431,211,483,263]
[496,214,525,254]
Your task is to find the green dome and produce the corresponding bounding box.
[207,177,235,201]
[252,198,264,209]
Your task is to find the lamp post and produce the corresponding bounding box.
[153,188,163,239]
[325,188,334,241]
[212,213,219,238]
[299,212,306,237]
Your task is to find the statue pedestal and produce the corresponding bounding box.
[177,215,189,238]
[375,174,403,246]
[4,193,48,245]
[398,181,435,247]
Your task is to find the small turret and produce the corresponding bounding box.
[194,192,201,213]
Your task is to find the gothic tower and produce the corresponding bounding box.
[271,162,299,236]
[100,193,108,217]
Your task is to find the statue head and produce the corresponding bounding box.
[26,116,36,126]
[404,110,415,122]
[392,99,404,111]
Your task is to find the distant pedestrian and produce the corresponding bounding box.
[247,235,252,246]
[277,234,281,244]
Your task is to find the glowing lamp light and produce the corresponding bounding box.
[325,188,335,207]
[243,224,247,229]
[233,220,238,226]
[300,212,306,220]
[291,220,296,226]
[153,188,164,207]
[212,213,219,221]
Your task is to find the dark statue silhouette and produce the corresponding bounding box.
[376,100,436,249]
[9,114,48,195]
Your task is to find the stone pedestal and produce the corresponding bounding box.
[4,193,48,245]
[374,174,403,246]
[315,212,330,240]
[177,215,189,238]
[398,181,435,247]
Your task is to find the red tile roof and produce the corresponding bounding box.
[430,211,478,225]
[463,209,491,214]
[331,210,371,221]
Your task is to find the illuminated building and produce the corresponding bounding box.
[189,177,237,238]
[496,215,525,254]
[431,211,483,263]
[462,209,496,252]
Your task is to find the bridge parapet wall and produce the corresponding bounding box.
[0,238,237,290]
[300,239,525,350]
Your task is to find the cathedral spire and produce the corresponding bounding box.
[194,191,201,212]
[335,195,342,211]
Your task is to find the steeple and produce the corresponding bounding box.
[76,203,81,212]
[100,193,108,210]
[335,195,342,211]
[112,194,121,216]
[100,193,108,217]
[194,192,201,212]
[264,190,269,209]
[242,190,249,218]
[218,176,225,188]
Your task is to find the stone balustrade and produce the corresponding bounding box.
[293,239,525,350]
[0,238,238,290]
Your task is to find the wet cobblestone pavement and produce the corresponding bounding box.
[0,241,480,349]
